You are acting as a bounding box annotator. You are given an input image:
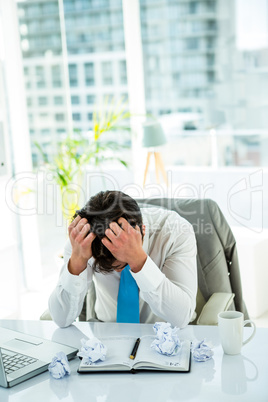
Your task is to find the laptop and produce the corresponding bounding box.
[0,326,78,388]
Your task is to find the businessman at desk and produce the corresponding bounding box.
[49,191,197,328]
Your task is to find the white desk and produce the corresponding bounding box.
[0,320,267,402]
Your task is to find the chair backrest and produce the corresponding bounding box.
[136,198,249,319]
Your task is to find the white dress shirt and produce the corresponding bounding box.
[49,207,197,328]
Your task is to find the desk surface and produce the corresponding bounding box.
[0,320,267,402]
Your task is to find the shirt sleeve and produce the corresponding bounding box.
[48,239,93,327]
[131,216,197,329]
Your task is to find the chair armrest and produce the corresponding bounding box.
[40,309,52,321]
[197,292,235,325]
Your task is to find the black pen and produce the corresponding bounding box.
[130,338,140,360]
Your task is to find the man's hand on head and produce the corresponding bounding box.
[68,215,96,276]
[101,217,147,273]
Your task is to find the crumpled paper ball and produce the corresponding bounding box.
[77,337,107,365]
[151,322,181,356]
[48,351,71,379]
[191,339,214,362]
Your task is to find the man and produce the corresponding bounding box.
[49,191,197,328]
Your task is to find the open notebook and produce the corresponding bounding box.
[77,335,191,373]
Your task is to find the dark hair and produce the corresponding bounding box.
[73,191,143,273]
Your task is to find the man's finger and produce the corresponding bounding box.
[101,236,113,252]
[109,221,122,236]
[82,231,96,246]
[68,215,81,232]
[142,224,146,237]
[75,218,88,232]
[75,223,90,240]
[117,217,132,231]
[105,228,117,241]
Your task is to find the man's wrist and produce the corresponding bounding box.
[129,251,148,273]
[68,256,88,276]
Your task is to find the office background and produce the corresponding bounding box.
[0,0,268,324]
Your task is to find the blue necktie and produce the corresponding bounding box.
[117,265,140,323]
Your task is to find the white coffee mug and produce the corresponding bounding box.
[218,311,256,355]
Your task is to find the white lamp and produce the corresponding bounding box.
[142,121,168,187]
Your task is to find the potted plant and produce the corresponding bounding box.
[36,97,131,224]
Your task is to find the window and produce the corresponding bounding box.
[69,64,78,87]
[55,113,65,121]
[207,54,215,66]
[206,37,215,49]
[102,93,113,103]
[111,10,123,24]
[54,96,63,105]
[51,65,62,87]
[173,73,180,85]
[41,128,50,136]
[64,0,75,12]
[36,66,46,88]
[42,18,58,31]
[189,1,198,14]
[56,128,66,135]
[185,38,199,50]
[38,96,48,106]
[206,1,216,12]
[72,113,81,121]
[28,20,40,34]
[42,2,58,14]
[12,0,268,248]
[112,27,124,42]
[119,60,127,85]
[37,80,46,89]
[167,4,181,19]
[169,23,181,37]
[87,95,95,104]
[102,61,113,85]
[207,72,215,83]
[121,93,128,101]
[27,4,41,17]
[207,20,217,31]
[65,15,75,28]
[184,55,206,69]
[71,95,80,105]
[84,63,94,86]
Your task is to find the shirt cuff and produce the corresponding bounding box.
[130,256,164,293]
[60,262,90,295]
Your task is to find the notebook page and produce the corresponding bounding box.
[79,336,137,369]
[134,336,190,369]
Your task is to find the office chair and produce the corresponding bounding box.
[135,197,248,324]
